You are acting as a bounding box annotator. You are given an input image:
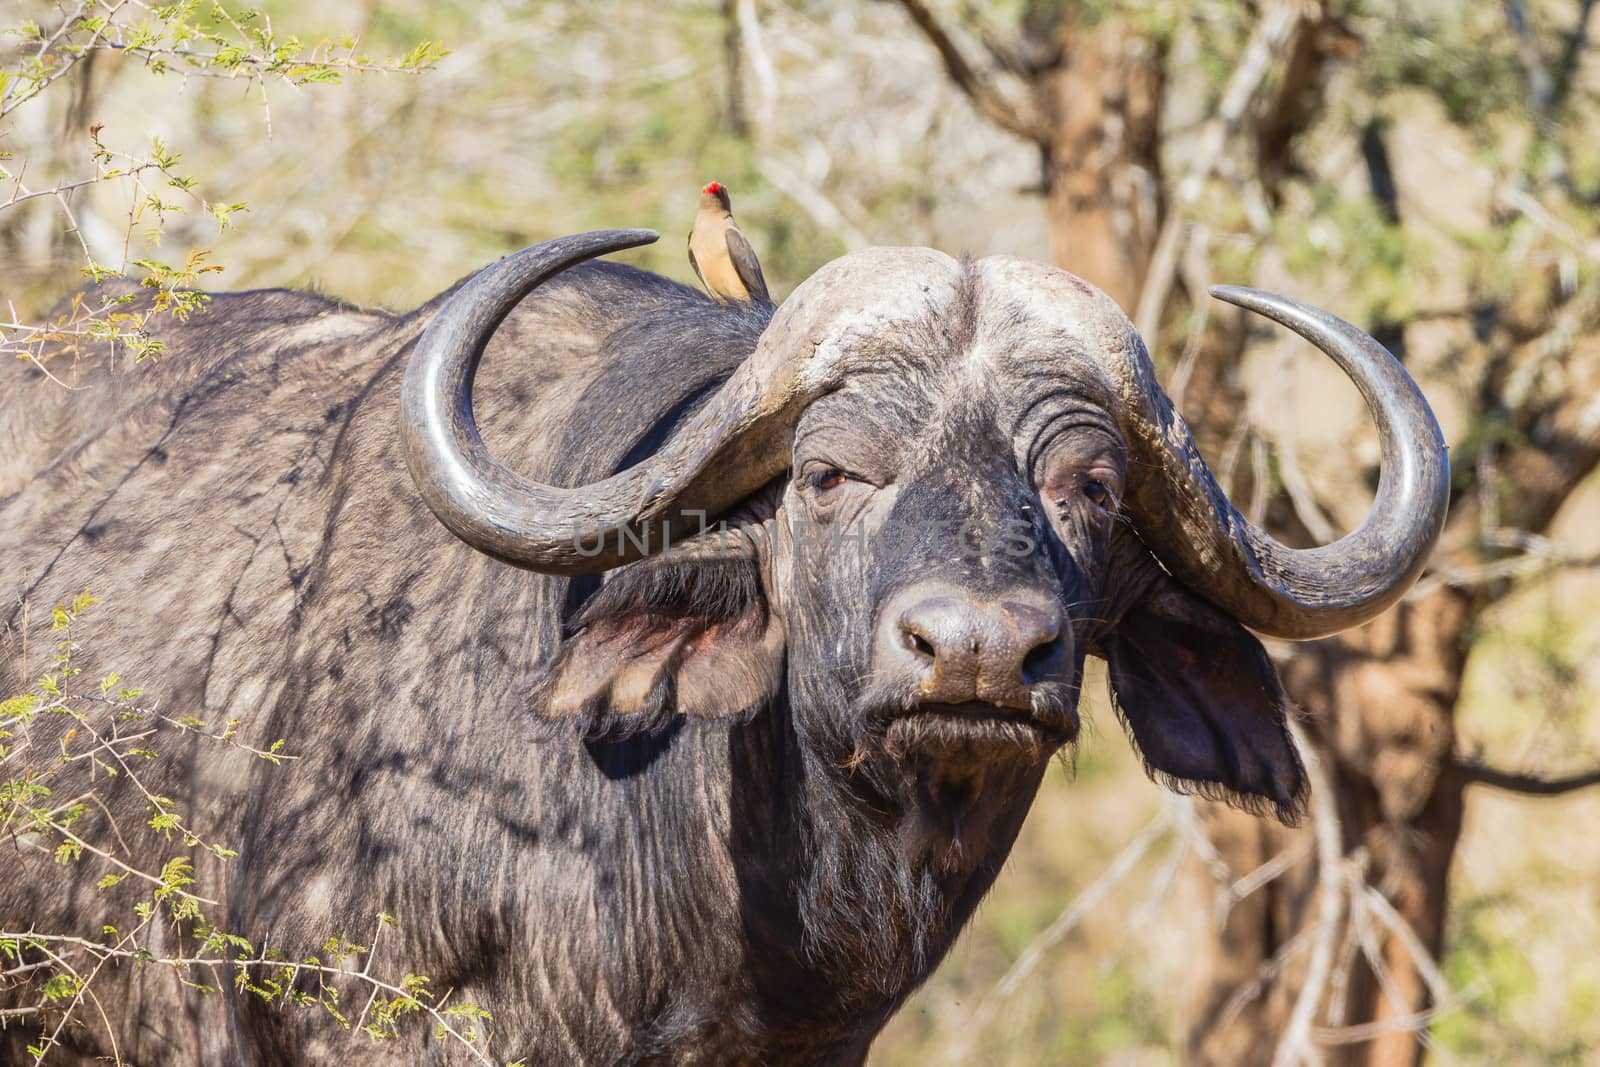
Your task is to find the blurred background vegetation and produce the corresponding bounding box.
[5,1,1600,1064]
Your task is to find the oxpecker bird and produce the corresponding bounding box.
[687,180,769,304]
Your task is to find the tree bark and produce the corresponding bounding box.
[1035,15,1164,309]
[890,1,1164,308]
[1186,589,1471,1067]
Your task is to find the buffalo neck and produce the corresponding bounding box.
[721,700,1050,1050]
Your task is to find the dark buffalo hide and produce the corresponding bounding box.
[0,256,1301,1066]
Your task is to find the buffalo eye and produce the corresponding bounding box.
[803,466,849,493]
[1082,479,1112,509]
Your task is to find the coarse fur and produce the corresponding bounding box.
[0,251,1303,1065]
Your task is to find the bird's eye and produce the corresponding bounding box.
[1082,480,1112,508]
[805,467,849,493]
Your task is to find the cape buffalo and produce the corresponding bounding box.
[0,229,1448,1064]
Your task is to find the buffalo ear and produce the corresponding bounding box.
[530,559,784,737]
[1100,571,1307,825]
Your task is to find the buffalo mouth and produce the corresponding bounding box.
[883,701,1078,761]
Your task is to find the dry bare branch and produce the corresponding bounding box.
[735,0,778,135]
[1399,128,1600,260]
[758,153,870,251]
[1504,0,1555,116]
[889,0,1050,144]
[1166,224,1213,411]
[1352,879,1450,1004]
[1216,922,1319,1033]
[1227,837,1314,913]
[1458,760,1600,796]
[734,5,869,251]
[1134,3,1305,340]
[1408,529,1600,599]
[1310,986,1481,1046]
[1273,426,1341,544]
[1173,795,1236,888]
[940,807,1173,1065]
[1272,720,1345,1067]
[1248,430,1271,527]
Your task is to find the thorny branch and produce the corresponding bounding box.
[1,0,444,368]
[2,0,437,122]
[0,0,129,121]
[0,928,500,1065]
[2,599,496,1064]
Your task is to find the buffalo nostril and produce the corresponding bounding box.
[1004,599,1064,685]
[1020,638,1063,685]
[901,625,937,661]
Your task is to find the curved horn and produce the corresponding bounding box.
[1126,286,1449,640]
[400,230,795,575]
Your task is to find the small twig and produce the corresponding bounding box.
[1456,759,1600,796]
[34,2,98,61]
[1273,425,1340,543]
[352,914,389,1034]
[1134,2,1305,340]
[735,0,777,135]
[0,164,159,210]
[1248,429,1271,527]
[1272,720,1344,1067]
[21,909,155,1066]
[1324,894,1365,1029]
[1167,225,1213,411]
[1345,863,1433,1054]
[0,1,127,121]
[759,153,869,251]
[1172,794,1236,889]
[14,826,217,906]
[890,0,1050,143]
[0,1004,47,1019]
[1551,0,1597,114]
[1215,921,1321,1032]
[1408,536,1600,600]
[733,4,867,255]
[99,41,433,78]
[1309,984,1483,1045]
[1398,129,1600,260]
[1352,879,1449,1004]
[943,808,1173,1064]
[1,958,61,980]
[1131,832,1187,928]
[1227,837,1314,914]
[1504,0,1555,116]
[1218,416,1252,501]
[1,929,497,1065]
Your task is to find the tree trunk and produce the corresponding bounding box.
[1185,589,1472,1067]
[1036,15,1163,309]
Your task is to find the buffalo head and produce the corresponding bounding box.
[399,230,1448,822]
